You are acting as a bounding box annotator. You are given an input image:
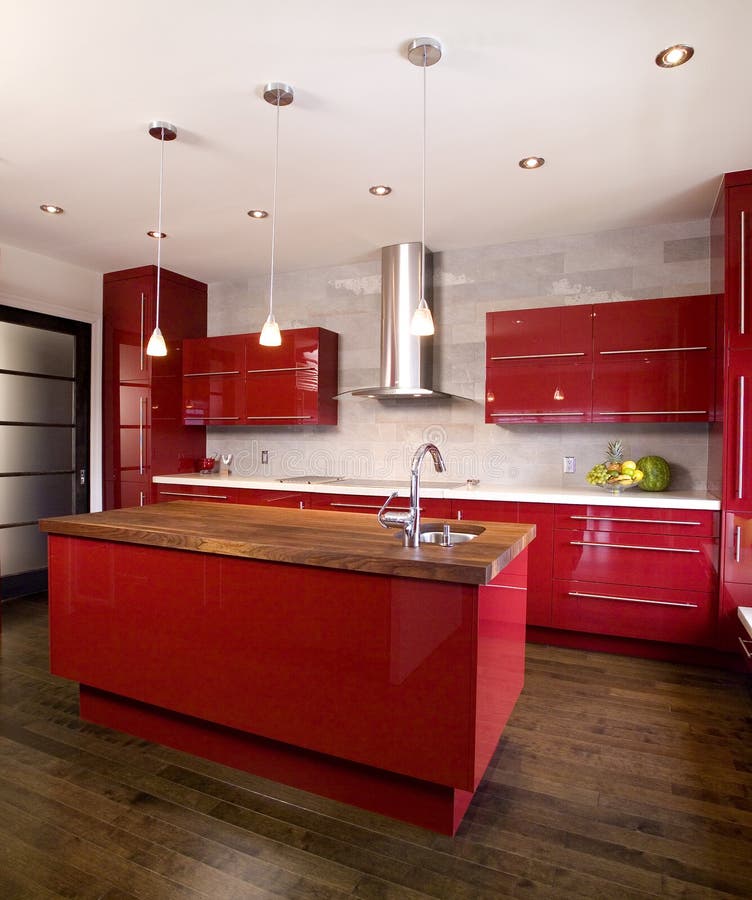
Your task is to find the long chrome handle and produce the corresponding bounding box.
[159,491,229,500]
[490,351,585,361]
[738,376,746,500]
[184,370,241,377]
[735,525,743,564]
[139,490,145,507]
[140,292,145,371]
[739,636,752,660]
[138,396,145,474]
[330,501,424,511]
[595,410,707,416]
[247,366,313,374]
[568,590,697,609]
[599,346,708,355]
[490,412,585,417]
[742,210,746,335]
[569,540,700,554]
[245,415,314,420]
[196,416,241,420]
[569,515,702,526]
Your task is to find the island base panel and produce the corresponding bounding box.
[79,685,474,835]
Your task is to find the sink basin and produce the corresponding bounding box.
[395,522,485,546]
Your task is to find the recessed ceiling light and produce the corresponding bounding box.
[369,185,392,196]
[147,230,167,239]
[655,44,694,68]
[518,157,545,169]
[247,209,268,219]
[40,204,64,214]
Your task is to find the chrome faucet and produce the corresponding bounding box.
[378,442,447,547]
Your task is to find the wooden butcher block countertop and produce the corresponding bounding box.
[39,501,535,585]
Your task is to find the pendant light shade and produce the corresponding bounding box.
[259,82,294,347]
[146,120,176,357]
[408,37,441,338]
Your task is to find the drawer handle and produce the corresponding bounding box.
[569,515,703,526]
[735,525,742,564]
[328,502,425,512]
[490,412,586,417]
[569,540,700,554]
[740,636,752,659]
[160,491,229,500]
[568,590,697,609]
[741,210,746,335]
[247,366,313,374]
[738,375,746,500]
[599,346,709,355]
[187,416,241,421]
[595,410,707,416]
[245,415,314,420]
[184,370,241,377]
[489,352,586,361]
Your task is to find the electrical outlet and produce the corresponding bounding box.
[563,456,576,474]
[261,450,269,465]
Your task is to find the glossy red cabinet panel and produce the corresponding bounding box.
[451,499,518,523]
[312,493,451,518]
[592,295,716,354]
[723,180,752,350]
[153,484,239,504]
[244,327,338,426]
[237,489,310,509]
[722,511,752,584]
[486,305,593,364]
[555,504,718,537]
[723,351,752,510]
[552,579,716,646]
[103,266,207,510]
[182,335,245,425]
[485,361,593,424]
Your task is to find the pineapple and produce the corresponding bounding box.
[606,440,624,467]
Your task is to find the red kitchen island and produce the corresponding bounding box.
[40,501,534,834]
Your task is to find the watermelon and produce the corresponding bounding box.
[636,455,671,492]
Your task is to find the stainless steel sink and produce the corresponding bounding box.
[397,522,485,546]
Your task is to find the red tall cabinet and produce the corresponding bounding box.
[103,266,207,509]
[712,169,752,661]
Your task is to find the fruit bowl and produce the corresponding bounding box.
[599,480,640,495]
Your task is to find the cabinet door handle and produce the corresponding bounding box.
[184,370,241,377]
[159,491,229,500]
[140,292,145,371]
[735,525,743,564]
[569,540,700,554]
[139,490,146,507]
[490,412,585,418]
[742,210,746,335]
[738,375,746,500]
[599,346,708,355]
[247,366,313,374]
[568,590,697,609]
[196,416,241,421]
[739,636,752,659]
[489,352,586,361]
[328,501,425,512]
[245,415,314,420]
[138,396,145,474]
[595,410,707,416]
[569,515,703,526]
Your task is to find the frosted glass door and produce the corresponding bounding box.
[0,308,90,597]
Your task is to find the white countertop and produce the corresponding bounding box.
[739,608,752,639]
[153,473,720,510]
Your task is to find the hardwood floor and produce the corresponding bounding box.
[1,595,752,899]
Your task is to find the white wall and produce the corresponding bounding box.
[207,219,713,491]
[0,243,103,510]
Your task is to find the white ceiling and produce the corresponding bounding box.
[2,0,750,285]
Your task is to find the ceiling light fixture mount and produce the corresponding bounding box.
[407,36,441,338]
[40,204,64,214]
[655,44,694,68]
[145,120,177,357]
[259,82,294,347]
[247,209,268,218]
[519,156,545,169]
[369,185,392,196]
[147,230,167,239]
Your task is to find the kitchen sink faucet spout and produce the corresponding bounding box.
[378,442,447,547]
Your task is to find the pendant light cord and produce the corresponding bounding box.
[420,45,427,304]
[268,95,281,318]
[155,127,166,328]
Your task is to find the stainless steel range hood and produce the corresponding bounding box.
[349,242,462,400]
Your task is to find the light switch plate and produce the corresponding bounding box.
[563,456,576,474]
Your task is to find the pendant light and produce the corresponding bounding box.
[145,120,176,357]
[408,37,441,337]
[259,82,294,347]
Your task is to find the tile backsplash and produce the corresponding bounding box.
[207,219,712,491]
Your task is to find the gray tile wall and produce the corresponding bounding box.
[207,219,712,490]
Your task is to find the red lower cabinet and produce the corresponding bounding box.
[153,484,239,503]
[237,489,310,509]
[312,493,451,518]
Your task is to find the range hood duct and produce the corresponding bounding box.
[350,242,458,399]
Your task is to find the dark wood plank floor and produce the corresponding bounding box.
[1,595,752,899]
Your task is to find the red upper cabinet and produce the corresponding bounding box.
[244,327,338,426]
[720,173,752,350]
[591,295,717,423]
[485,305,594,423]
[103,266,207,510]
[182,335,245,426]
